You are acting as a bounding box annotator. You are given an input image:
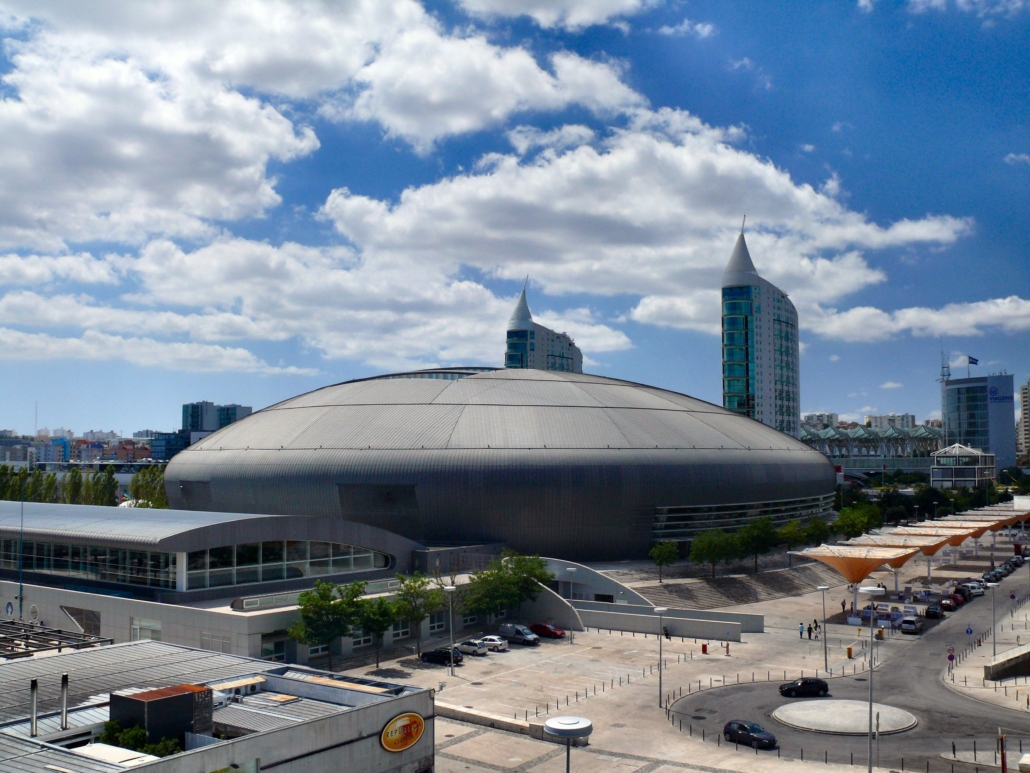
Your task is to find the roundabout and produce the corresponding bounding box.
[771,699,917,735]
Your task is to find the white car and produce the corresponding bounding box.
[456,639,488,656]
[479,635,509,652]
[960,583,985,597]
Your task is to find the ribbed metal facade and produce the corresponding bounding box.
[165,369,835,561]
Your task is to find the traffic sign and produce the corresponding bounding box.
[948,654,955,662]
[966,627,974,636]
[947,646,955,654]
[1011,593,1017,600]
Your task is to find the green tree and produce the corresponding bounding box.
[394,573,445,656]
[63,466,83,504]
[25,468,45,502]
[804,517,829,545]
[357,596,399,669]
[129,466,168,508]
[737,516,778,574]
[462,564,518,619]
[833,502,881,539]
[883,505,908,524]
[98,721,180,757]
[689,530,739,579]
[287,580,365,670]
[776,520,807,567]
[502,551,554,616]
[649,541,680,583]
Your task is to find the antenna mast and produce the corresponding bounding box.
[937,339,950,447]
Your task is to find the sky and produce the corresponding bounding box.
[0,0,1027,435]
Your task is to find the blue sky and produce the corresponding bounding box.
[0,0,1027,435]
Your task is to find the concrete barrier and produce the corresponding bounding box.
[576,609,741,642]
[543,558,651,605]
[571,599,763,633]
[984,641,1030,681]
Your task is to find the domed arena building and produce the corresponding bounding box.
[165,368,835,561]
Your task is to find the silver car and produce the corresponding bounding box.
[478,635,509,652]
[456,639,489,656]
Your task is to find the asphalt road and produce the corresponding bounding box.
[670,570,1030,771]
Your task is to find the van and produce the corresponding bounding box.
[900,617,923,635]
[960,583,984,597]
[499,623,540,645]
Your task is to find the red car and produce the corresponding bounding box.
[946,593,966,607]
[529,622,566,639]
[939,598,957,611]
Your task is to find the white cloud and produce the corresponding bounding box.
[508,124,596,155]
[880,381,903,389]
[456,0,661,30]
[0,254,120,286]
[908,0,1029,16]
[658,19,717,38]
[0,327,310,374]
[857,0,880,11]
[729,57,772,90]
[800,144,816,153]
[829,354,840,361]
[1005,153,1030,165]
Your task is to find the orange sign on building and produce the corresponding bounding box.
[380,712,425,752]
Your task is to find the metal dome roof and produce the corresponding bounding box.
[187,368,808,454]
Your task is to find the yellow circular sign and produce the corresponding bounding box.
[380,712,425,752]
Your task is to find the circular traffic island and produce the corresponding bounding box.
[772,700,917,736]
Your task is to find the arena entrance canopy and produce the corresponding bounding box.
[883,526,977,565]
[792,545,920,612]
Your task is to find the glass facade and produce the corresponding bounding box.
[505,329,533,368]
[943,383,988,450]
[721,286,754,416]
[653,494,834,543]
[186,540,389,590]
[0,539,176,588]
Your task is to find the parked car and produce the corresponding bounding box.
[960,583,984,597]
[479,635,509,652]
[723,720,777,749]
[1012,555,1025,567]
[529,622,566,639]
[499,623,540,646]
[421,647,464,666]
[925,605,945,619]
[456,639,489,656]
[964,579,986,591]
[939,598,957,612]
[952,586,971,601]
[778,678,828,698]
[900,617,924,635]
[946,593,966,607]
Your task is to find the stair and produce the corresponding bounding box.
[633,563,844,610]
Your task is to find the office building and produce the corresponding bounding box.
[166,367,834,560]
[151,429,192,461]
[1020,380,1029,459]
[802,413,838,430]
[504,283,583,373]
[865,413,916,431]
[218,403,252,427]
[721,232,800,437]
[931,443,996,489]
[941,373,1016,471]
[0,640,432,773]
[184,401,254,432]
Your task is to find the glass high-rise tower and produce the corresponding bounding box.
[721,232,800,437]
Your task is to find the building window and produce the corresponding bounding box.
[308,643,329,656]
[462,614,478,627]
[392,620,411,640]
[352,628,373,648]
[130,617,162,642]
[429,610,447,633]
[260,637,285,661]
[2,543,176,589]
[201,632,232,653]
[61,606,101,636]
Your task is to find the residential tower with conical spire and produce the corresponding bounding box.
[721,230,800,437]
[505,281,583,373]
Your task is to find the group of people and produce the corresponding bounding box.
[799,619,821,640]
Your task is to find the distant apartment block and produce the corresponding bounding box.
[82,429,119,442]
[183,400,253,432]
[802,412,839,430]
[1019,380,1029,459]
[865,413,916,430]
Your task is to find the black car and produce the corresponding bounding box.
[925,605,945,619]
[723,720,777,749]
[420,647,463,666]
[778,678,828,698]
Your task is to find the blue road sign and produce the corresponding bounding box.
[966,627,974,635]
[4,602,12,616]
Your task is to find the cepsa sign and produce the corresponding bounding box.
[380,712,425,752]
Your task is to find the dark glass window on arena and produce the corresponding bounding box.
[0,539,176,589]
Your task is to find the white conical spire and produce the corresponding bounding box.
[721,232,759,287]
[508,278,533,329]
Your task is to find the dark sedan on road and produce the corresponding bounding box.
[420,647,464,666]
[723,720,777,749]
[778,678,829,698]
[925,605,945,619]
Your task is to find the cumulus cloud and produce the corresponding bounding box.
[0,254,120,286]
[1005,153,1030,165]
[908,0,1029,16]
[456,0,661,30]
[829,354,840,361]
[657,18,717,37]
[880,381,903,389]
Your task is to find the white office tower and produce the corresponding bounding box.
[721,232,800,437]
[504,283,583,373]
[1020,381,1029,459]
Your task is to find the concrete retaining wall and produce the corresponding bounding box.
[576,609,741,642]
[571,599,763,633]
[543,558,651,605]
[519,584,585,631]
[985,641,1030,681]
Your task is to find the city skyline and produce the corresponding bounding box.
[0,1,1027,434]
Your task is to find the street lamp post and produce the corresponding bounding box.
[654,607,668,707]
[987,581,999,658]
[859,585,885,773]
[444,585,456,677]
[817,585,829,673]
[566,568,577,645]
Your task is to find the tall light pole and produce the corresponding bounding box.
[654,607,668,707]
[565,567,576,599]
[444,585,456,676]
[817,585,829,672]
[859,585,884,773]
[987,581,999,658]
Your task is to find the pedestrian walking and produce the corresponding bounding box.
[807,624,813,640]
[813,618,819,632]
[799,622,804,639]
[663,626,671,641]
[841,599,846,615]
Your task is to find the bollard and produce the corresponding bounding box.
[702,643,708,655]
[847,645,853,659]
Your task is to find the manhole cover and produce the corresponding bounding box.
[611,723,626,728]
[854,678,868,682]
[445,734,454,738]
[471,682,483,685]
[592,646,602,649]
[463,705,474,708]
[692,715,707,721]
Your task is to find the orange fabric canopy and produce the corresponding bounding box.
[792,545,920,583]
[888,527,975,546]
[920,521,993,539]
[846,533,952,556]
[939,515,1020,530]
